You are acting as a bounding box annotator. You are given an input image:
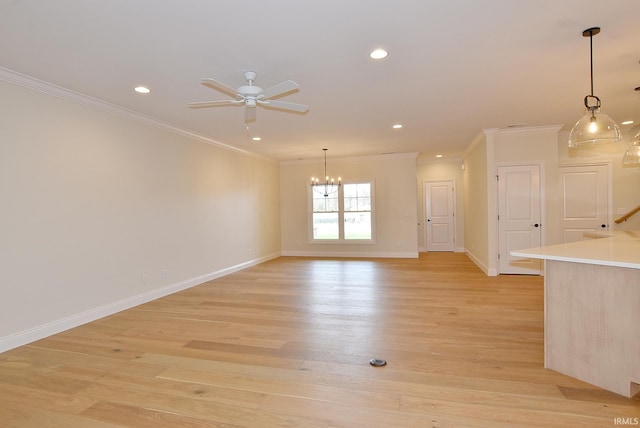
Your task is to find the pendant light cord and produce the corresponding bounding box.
[589,30,594,97]
[323,148,327,178]
[582,27,601,110]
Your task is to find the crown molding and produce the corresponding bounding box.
[417,155,463,165]
[280,151,418,165]
[0,66,275,162]
[495,124,564,134]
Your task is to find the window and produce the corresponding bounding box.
[343,183,372,240]
[311,190,339,239]
[310,180,374,242]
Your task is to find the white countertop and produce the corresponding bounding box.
[511,231,640,270]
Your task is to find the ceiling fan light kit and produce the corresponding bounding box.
[568,27,621,148]
[188,71,309,123]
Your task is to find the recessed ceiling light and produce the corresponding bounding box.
[392,124,403,129]
[435,154,443,158]
[134,86,150,94]
[621,120,634,125]
[252,137,261,141]
[370,49,388,60]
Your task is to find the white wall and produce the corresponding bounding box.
[416,157,465,252]
[280,153,418,257]
[462,133,490,273]
[0,78,281,351]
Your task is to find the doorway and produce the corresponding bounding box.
[497,164,542,275]
[424,180,455,252]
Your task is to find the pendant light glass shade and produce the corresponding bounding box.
[622,125,640,167]
[622,145,640,167]
[568,100,621,147]
[568,27,621,148]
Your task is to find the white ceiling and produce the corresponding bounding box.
[1,0,639,161]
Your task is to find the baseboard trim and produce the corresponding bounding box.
[0,252,280,353]
[419,247,464,253]
[465,250,497,276]
[281,251,418,259]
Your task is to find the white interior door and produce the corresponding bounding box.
[497,165,542,275]
[425,180,455,252]
[559,164,610,243]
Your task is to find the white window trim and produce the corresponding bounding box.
[307,179,376,244]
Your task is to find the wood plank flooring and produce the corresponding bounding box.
[0,253,638,427]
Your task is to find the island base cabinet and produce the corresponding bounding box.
[544,260,640,398]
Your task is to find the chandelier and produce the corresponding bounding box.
[310,148,341,197]
[568,27,621,148]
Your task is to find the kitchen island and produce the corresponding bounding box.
[512,231,640,398]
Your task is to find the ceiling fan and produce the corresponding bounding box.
[188,71,309,122]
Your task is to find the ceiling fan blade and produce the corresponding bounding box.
[188,100,243,108]
[259,99,309,112]
[259,80,300,100]
[245,106,256,123]
[200,78,238,97]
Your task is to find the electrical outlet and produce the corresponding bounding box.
[141,274,148,285]
[618,208,626,215]
[161,269,167,279]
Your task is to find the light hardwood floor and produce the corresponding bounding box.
[0,253,638,427]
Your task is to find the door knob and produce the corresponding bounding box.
[533,223,539,228]
[601,224,607,228]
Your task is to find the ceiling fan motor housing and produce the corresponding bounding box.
[238,85,262,97]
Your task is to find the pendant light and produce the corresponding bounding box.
[622,87,640,167]
[622,124,640,167]
[568,27,621,148]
